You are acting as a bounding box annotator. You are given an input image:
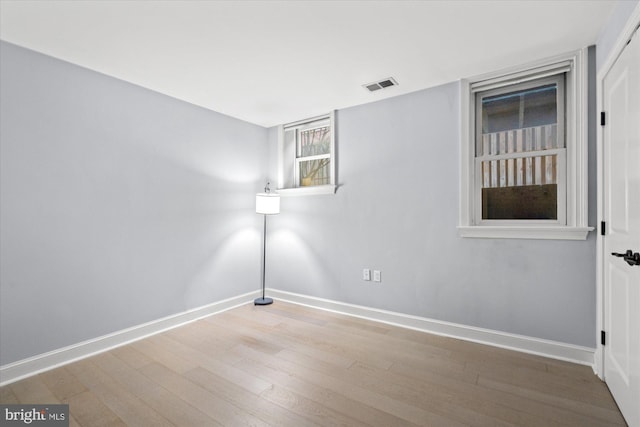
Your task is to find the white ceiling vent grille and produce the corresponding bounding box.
[363,77,398,92]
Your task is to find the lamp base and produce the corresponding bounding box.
[254,297,273,306]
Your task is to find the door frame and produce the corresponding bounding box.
[595,2,640,380]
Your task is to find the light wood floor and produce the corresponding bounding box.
[0,301,627,426]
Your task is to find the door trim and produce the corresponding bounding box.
[595,2,640,380]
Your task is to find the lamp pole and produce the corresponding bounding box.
[261,214,267,301]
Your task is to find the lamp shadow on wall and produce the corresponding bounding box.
[124,135,268,311]
[268,217,340,298]
[184,221,262,308]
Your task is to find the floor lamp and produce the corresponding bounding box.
[255,183,279,305]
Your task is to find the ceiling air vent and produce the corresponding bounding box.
[363,77,398,92]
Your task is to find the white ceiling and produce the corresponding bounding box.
[0,0,617,127]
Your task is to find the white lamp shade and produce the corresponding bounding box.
[256,193,280,215]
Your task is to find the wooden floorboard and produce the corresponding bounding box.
[0,301,627,426]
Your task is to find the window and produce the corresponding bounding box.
[459,49,593,240]
[477,76,565,222]
[277,112,336,195]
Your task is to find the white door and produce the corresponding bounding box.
[603,26,640,427]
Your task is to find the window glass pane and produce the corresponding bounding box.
[481,154,558,220]
[522,85,557,128]
[480,124,559,156]
[482,91,520,134]
[299,158,330,187]
[482,84,557,134]
[299,126,331,158]
[476,80,562,220]
[482,184,557,220]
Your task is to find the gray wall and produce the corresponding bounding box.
[596,0,639,71]
[0,41,268,366]
[267,53,598,348]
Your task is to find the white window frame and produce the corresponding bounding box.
[459,48,593,240]
[277,112,336,196]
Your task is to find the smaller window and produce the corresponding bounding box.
[278,112,336,195]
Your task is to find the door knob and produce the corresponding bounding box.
[611,250,631,258]
[611,250,640,266]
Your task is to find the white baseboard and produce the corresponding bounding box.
[268,289,596,367]
[0,290,260,386]
[1,287,596,386]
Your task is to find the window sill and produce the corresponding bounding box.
[457,226,594,240]
[277,184,336,197]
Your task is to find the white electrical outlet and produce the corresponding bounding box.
[373,270,381,282]
[362,269,371,281]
